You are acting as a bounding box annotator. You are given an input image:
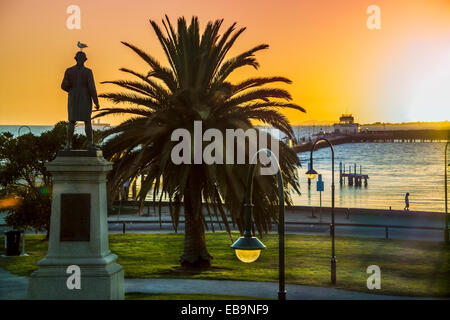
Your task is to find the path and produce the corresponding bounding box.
[2,207,446,242]
[125,278,433,300]
[0,267,28,300]
[0,267,436,300]
[106,207,447,242]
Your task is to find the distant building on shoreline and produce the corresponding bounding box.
[333,114,359,134]
[74,118,111,134]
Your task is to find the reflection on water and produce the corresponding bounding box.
[2,126,446,212]
[296,142,447,212]
[140,142,447,212]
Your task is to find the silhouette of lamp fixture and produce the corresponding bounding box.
[231,149,287,300]
[306,166,318,180]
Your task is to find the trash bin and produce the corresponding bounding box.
[5,230,21,256]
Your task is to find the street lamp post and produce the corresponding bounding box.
[305,138,336,285]
[231,150,286,300]
[17,125,32,256]
[445,141,449,245]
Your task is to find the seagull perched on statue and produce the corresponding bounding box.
[77,41,88,50]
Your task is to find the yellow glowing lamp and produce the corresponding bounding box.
[231,236,266,263]
[235,249,261,263]
[306,168,318,180]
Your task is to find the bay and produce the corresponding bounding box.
[1,125,446,212]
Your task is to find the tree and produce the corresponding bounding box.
[0,122,86,236]
[96,16,305,267]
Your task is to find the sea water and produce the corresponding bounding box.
[296,142,447,212]
[1,125,447,212]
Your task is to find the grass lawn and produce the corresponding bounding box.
[0,233,449,298]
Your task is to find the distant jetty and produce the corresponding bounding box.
[292,114,449,153]
[292,129,449,153]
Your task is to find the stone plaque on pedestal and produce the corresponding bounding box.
[60,194,91,241]
[28,150,124,300]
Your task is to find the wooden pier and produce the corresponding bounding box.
[339,162,369,187]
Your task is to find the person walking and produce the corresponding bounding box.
[404,192,410,211]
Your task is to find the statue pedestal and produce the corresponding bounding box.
[28,150,124,300]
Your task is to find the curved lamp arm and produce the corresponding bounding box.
[18,125,31,137]
[237,148,287,300]
[309,138,335,175]
[243,149,283,236]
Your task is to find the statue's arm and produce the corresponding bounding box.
[88,70,99,107]
[61,69,71,92]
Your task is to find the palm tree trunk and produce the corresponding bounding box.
[180,179,212,268]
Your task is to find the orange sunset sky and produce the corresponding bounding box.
[1,0,449,125]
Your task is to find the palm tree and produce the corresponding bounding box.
[95,16,305,268]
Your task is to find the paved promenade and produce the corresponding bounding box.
[1,207,446,241]
[106,206,447,242]
[0,267,435,300]
[0,267,28,300]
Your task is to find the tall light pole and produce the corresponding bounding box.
[445,141,449,245]
[17,125,32,256]
[231,150,286,300]
[305,138,336,285]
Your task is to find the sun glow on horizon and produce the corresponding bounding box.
[0,0,449,125]
[408,50,450,122]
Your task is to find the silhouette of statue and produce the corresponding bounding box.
[61,51,100,150]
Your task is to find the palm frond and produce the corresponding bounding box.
[97,16,306,242]
[99,93,160,110]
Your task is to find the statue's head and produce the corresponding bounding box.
[74,51,87,63]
